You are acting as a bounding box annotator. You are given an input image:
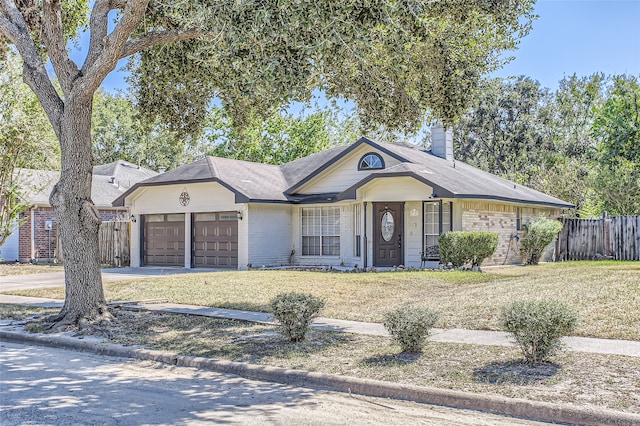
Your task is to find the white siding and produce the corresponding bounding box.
[404,201,423,268]
[1,222,19,261]
[359,177,433,202]
[128,182,239,214]
[296,145,402,194]
[246,203,293,268]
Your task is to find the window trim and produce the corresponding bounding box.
[358,152,385,170]
[301,206,341,257]
[422,200,453,261]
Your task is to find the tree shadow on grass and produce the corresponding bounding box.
[473,360,561,385]
[361,352,423,366]
[109,309,358,364]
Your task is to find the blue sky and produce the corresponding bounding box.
[492,0,640,89]
[98,0,640,93]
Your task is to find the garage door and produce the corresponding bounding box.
[143,214,185,266]
[192,212,238,268]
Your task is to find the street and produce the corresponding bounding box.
[0,341,548,425]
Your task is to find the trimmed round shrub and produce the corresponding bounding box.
[270,292,325,342]
[501,300,578,364]
[439,231,499,268]
[383,305,439,353]
[520,216,563,265]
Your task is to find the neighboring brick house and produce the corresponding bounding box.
[114,129,574,270]
[1,161,156,262]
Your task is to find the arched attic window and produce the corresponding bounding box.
[358,153,385,170]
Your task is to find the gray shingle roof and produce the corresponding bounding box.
[16,160,157,208]
[351,140,574,208]
[113,138,574,208]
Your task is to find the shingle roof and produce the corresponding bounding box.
[125,157,289,202]
[351,140,574,208]
[113,138,574,208]
[16,160,157,208]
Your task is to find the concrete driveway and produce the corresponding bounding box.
[0,267,221,291]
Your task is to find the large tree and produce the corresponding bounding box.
[92,90,188,170]
[454,76,554,182]
[205,105,351,164]
[0,0,534,328]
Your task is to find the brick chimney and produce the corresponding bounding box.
[431,124,453,161]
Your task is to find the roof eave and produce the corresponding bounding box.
[335,172,575,209]
[112,178,252,207]
[336,171,454,201]
[449,194,575,209]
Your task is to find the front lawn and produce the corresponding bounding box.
[5,261,639,340]
[0,263,64,276]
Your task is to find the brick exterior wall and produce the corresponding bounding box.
[460,201,561,266]
[17,207,127,262]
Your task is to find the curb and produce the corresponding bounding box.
[2,330,639,426]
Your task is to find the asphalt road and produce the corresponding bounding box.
[0,341,548,426]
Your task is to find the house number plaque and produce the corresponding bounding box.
[179,188,190,206]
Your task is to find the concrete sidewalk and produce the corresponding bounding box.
[1,294,638,358]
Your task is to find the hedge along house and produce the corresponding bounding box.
[114,128,573,270]
[1,161,157,263]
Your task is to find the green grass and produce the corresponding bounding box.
[5,261,640,340]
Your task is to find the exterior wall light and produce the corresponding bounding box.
[236,211,243,220]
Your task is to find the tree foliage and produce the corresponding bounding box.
[0,50,59,249]
[454,73,640,216]
[592,75,640,166]
[205,105,358,164]
[92,92,356,168]
[454,76,554,182]
[92,90,190,170]
[127,0,535,136]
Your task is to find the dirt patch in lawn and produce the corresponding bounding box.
[4,305,638,415]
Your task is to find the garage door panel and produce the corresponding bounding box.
[143,214,185,267]
[193,212,238,268]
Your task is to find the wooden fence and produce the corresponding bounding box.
[555,216,640,261]
[56,220,130,266]
[98,221,130,266]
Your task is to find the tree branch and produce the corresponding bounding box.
[79,0,150,96]
[85,0,113,70]
[0,0,27,33]
[0,2,63,137]
[42,0,80,95]
[119,29,212,59]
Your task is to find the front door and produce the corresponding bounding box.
[373,202,404,267]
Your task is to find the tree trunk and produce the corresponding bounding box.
[49,95,109,327]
